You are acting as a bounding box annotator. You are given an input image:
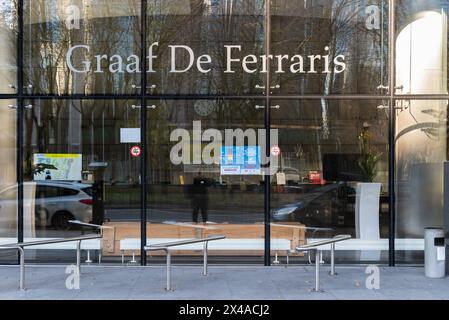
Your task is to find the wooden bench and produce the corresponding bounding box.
[119,237,292,264]
[103,222,305,259]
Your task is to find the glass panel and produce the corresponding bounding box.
[270,100,389,263]
[0,0,17,94]
[23,0,141,95]
[395,1,449,95]
[270,0,389,95]
[0,100,17,263]
[395,99,448,263]
[23,99,141,263]
[146,99,265,263]
[146,0,266,95]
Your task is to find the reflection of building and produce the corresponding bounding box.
[0,5,17,201]
[395,10,448,237]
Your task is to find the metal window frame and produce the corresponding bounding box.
[3,0,449,267]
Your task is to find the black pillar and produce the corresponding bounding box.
[444,162,449,274]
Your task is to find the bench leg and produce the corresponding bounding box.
[312,249,322,292]
[166,250,172,291]
[273,252,280,264]
[19,247,25,291]
[130,251,137,264]
[85,250,92,264]
[203,242,208,276]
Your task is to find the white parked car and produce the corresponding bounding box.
[0,181,93,231]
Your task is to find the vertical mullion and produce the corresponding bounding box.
[388,0,396,267]
[140,0,148,266]
[264,0,271,267]
[17,0,24,249]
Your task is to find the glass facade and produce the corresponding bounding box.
[0,0,448,265]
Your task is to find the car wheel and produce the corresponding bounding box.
[51,211,74,231]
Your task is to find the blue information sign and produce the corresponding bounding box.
[220,146,261,175]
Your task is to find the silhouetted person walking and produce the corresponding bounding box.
[190,175,209,223]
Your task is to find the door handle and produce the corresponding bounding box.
[254,105,281,109]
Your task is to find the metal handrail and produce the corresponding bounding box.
[296,235,352,251]
[144,235,226,250]
[144,235,226,291]
[69,220,113,230]
[161,221,220,230]
[270,223,334,232]
[296,235,352,292]
[0,234,102,290]
[0,234,102,248]
[0,247,24,290]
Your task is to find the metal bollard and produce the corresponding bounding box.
[203,241,208,276]
[313,249,321,292]
[19,247,25,291]
[166,250,172,291]
[330,243,336,276]
[76,241,81,275]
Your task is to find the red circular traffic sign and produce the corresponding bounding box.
[270,145,281,157]
[130,145,142,157]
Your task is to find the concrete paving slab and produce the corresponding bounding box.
[0,265,448,300]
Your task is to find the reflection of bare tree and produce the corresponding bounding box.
[24,0,141,95]
[22,1,142,175]
[271,0,387,94]
[271,0,388,171]
[24,99,140,180]
[148,0,265,95]
[0,0,19,89]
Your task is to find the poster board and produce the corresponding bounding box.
[33,154,82,181]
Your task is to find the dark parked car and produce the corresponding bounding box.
[271,183,356,228]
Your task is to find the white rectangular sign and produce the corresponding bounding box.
[120,128,141,143]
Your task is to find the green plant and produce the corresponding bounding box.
[32,163,58,176]
[358,128,382,183]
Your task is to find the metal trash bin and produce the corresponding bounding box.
[425,228,446,278]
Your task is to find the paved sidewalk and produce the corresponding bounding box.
[0,265,448,300]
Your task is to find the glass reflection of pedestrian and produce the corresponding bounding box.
[190,173,209,224]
